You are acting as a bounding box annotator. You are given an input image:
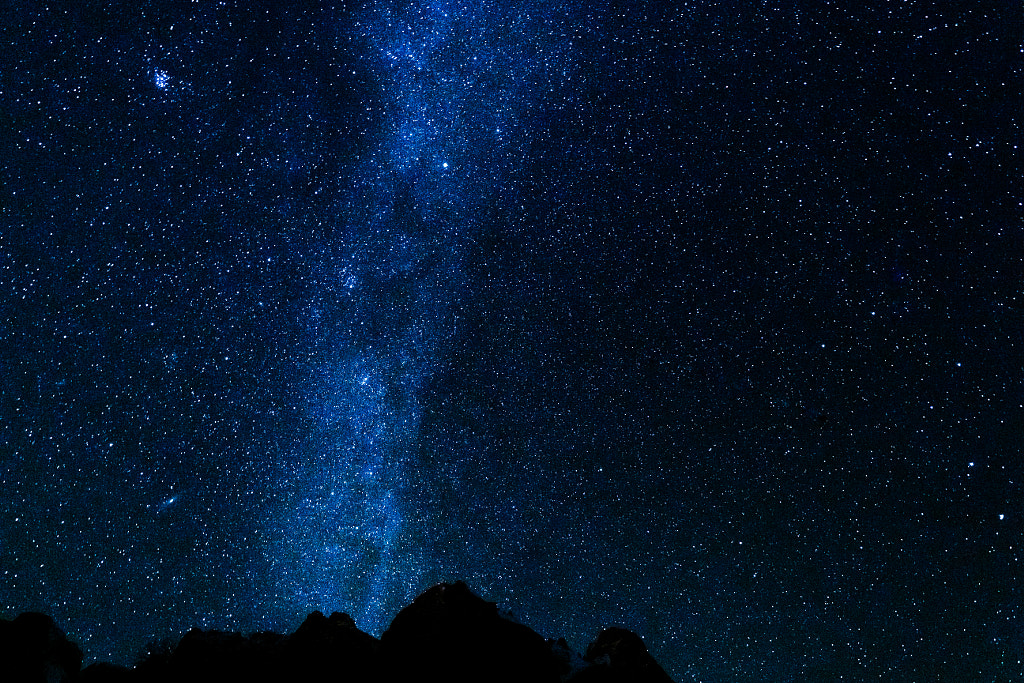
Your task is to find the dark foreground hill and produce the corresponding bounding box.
[1,581,674,683]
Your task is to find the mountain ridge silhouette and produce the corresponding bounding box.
[2,581,674,683]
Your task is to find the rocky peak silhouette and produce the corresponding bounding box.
[0,612,83,683]
[2,583,674,683]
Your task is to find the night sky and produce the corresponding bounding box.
[2,0,1022,680]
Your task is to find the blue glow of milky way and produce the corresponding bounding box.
[259,0,580,633]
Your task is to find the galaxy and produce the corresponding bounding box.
[1,0,1022,680]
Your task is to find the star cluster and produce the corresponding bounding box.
[2,0,1022,680]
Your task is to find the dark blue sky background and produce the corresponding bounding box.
[2,1,1022,680]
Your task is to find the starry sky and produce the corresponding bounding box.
[1,0,1022,680]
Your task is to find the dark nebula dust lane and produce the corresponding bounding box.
[1,0,1022,681]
